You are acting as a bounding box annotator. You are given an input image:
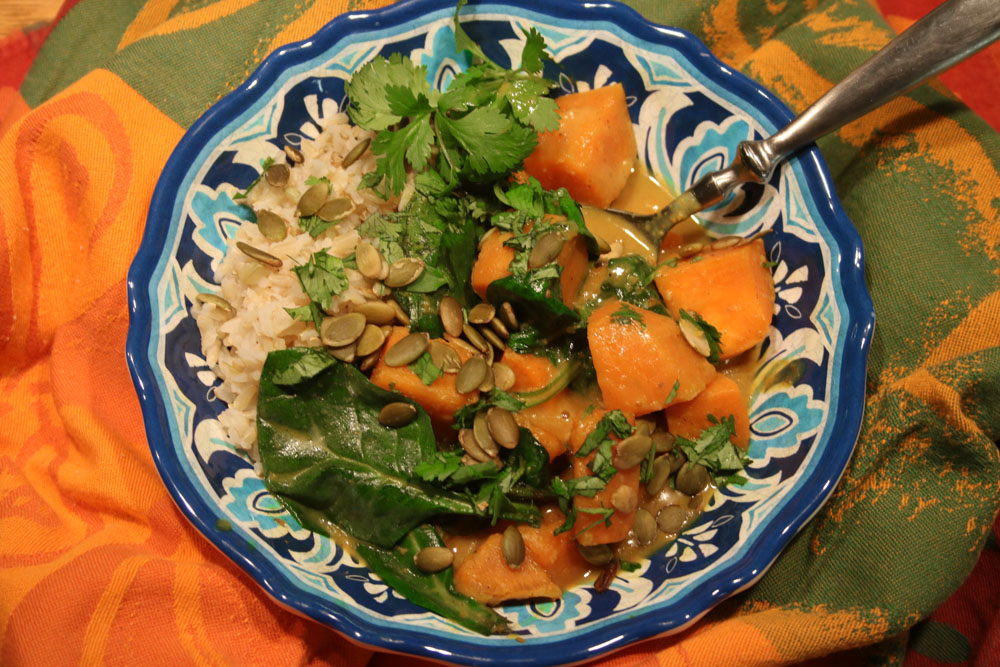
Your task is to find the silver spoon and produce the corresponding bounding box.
[610,0,1000,240]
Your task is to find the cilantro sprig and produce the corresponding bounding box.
[679,309,723,363]
[345,1,559,195]
[675,415,751,487]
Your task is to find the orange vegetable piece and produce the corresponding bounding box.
[513,390,589,461]
[471,231,515,300]
[519,509,591,588]
[369,327,478,436]
[654,238,775,360]
[567,408,639,546]
[453,533,562,606]
[665,373,751,450]
[557,234,589,307]
[587,299,716,416]
[499,349,557,392]
[523,83,637,208]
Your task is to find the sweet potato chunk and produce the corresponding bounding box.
[369,327,478,434]
[587,300,716,416]
[523,83,637,208]
[453,533,562,606]
[665,373,751,449]
[471,231,515,300]
[655,238,775,360]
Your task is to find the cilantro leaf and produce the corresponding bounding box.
[577,410,632,457]
[408,351,443,386]
[285,303,324,331]
[674,414,750,487]
[292,250,350,311]
[506,78,560,133]
[304,175,332,193]
[611,303,645,327]
[436,106,536,176]
[679,309,723,363]
[519,27,549,74]
[347,53,432,131]
[298,214,335,238]
[414,450,463,483]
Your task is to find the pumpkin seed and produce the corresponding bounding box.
[488,317,510,339]
[439,296,464,337]
[468,303,495,324]
[283,144,304,164]
[317,196,355,222]
[473,411,499,457]
[355,241,385,281]
[652,431,676,453]
[355,324,386,357]
[491,362,515,391]
[576,543,613,567]
[669,450,688,474]
[611,485,638,513]
[296,183,328,217]
[255,210,287,240]
[501,525,525,568]
[455,356,488,394]
[387,299,410,326]
[236,241,282,268]
[528,231,565,268]
[646,456,673,495]
[328,342,357,363]
[341,137,371,168]
[679,317,712,357]
[479,326,506,353]
[678,241,704,259]
[385,257,424,288]
[264,163,290,187]
[656,505,687,535]
[359,351,380,373]
[320,313,366,348]
[428,340,462,373]
[477,365,495,392]
[633,508,657,545]
[675,462,710,496]
[414,546,453,573]
[614,434,652,470]
[446,335,479,358]
[486,407,519,449]
[458,428,490,462]
[384,332,429,366]
[480,342,495,366]
[354,299,395,326]
[462,323,488,353]
[378,401,417,428]
[710,235,741,251]
[500,302,518,330]
[195,292,235,315]
[633,419,655,437]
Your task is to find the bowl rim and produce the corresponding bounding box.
[125,0,875,664]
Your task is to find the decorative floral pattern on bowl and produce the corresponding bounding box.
[126,0,874,664]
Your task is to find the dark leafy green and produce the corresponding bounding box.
[576,254,668,320]
[257,348,535,548]
[674,414,750,486]
[355,524,510,635]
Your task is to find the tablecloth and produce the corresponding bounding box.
[2,0,999,665]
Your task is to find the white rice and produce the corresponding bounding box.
[194,113,402,452]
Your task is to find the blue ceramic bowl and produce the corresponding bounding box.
[126,0,874,663]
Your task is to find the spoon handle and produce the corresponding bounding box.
[741,0,1000,182]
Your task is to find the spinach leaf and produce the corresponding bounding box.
[355,524,509,635]
[575,254,668,320]
[257,348,524,548]
[487,273,579,336]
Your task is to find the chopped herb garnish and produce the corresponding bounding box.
[611,303,645,328]
[293,249,350,311]
[664,379,680,407]
[233,156,276,200]
[408,351,443,385]
[679,309,722,363]
[674,414,750,487]
[619,560,642,572]
[298,214,336,238]
[762,260,779,268]
[305,175,333,193]
[285,303,324,331]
